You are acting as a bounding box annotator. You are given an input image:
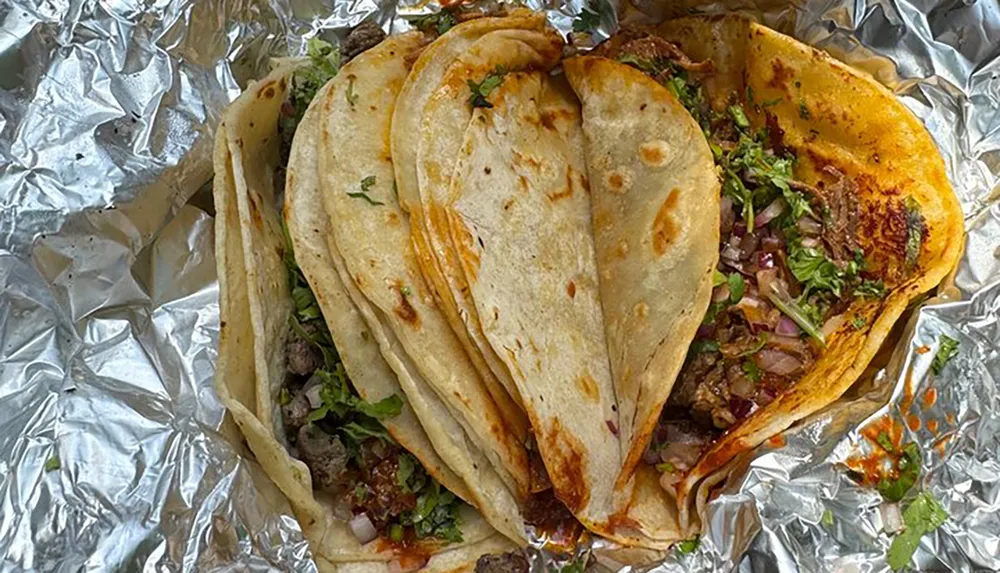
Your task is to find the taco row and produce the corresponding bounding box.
[212,11,963,571]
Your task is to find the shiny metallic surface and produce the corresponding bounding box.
[0,0,997,571]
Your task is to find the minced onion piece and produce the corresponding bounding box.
[349,513,378,544]
[305,384,324,409]
[800,237,822,249]
[754,349,803,376]
[822,314,847,339]
[797,217,823,235]
[721,244,743,261]
[755,198,786,228]
[880,502,906,534]
[765,284,826,345]
[775,316,801,336]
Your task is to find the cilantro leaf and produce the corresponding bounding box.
[676,536,700,554]
[355,395,403,420]
[856,279,886,299]
[713,269,727,287]
[44,455,61,472]
[347,175,384,205]
[765,287,826,345]
[396,452,415,492]
[887,492,948,570]
[742,360,763,382]
[572,7,601,32]
[409,10,457,35]
[931,335,959,375]
[852,315,867,330]
[467,67,507,109]
[655,461,676,473]
[728,272,746,304]
[877,443,921,502]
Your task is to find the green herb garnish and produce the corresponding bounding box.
[713,268,727,287]
[821,509,834,526]
[876,431,894,453]
[856,279,886,299]
[728,272,746,304]
[742,360,763,382]
[765,288,826,345]
[676,536,700,554]
[931,335,959,375]
[44,455,61,472]
[887,492,948,570]
[655,461,676,473]
[798,100,811,119]
[877,443,921,502]
[409,10,457,35]
[284,38,341,133]
[346,76,359,107]
[572,6,601,32]
[467,66,508,109]
[347,175,384,205]
[691,339,720,354]
[852,315,867,330]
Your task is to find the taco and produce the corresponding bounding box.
[578,14,963,536]
[213,25,523,571]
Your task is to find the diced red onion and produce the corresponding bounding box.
[822,314,847,338]
[754,349,804,376]
[737,296,777,331]
[729,397,754,420]
[775,316,800,337]
[756,386,778,406]
[880,502,905,534]
[797,217,823,235]
[305,384,324,409]
[349,513,378,544]
[755,199,786,228]
[768,333,807,354]
[697,323,716,338]
[800,237,822,249]
[733,222,747,237]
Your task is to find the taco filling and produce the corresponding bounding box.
[605,33,928,486]
[273,33,464,547]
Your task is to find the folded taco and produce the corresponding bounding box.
[213,23,523,571]
[574,14,962,538]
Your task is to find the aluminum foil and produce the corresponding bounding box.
[1,0,998,571]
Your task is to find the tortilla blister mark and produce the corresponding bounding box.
[393,16,555,446]
[314,32,529,544]
[656,16,965,531]
[443,70,629,537]
[563,55,720,539]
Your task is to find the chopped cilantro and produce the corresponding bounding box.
[713,268,727,287]
[852,315,867,330]
[877,443,921,502]
[876,431,894,452]
[742,360,763,382]
[572,6,601,32]
[409,10,457,35]
[821,509,834,526]
[389,523,404,542]
[728,105,750,129]
[44,455,60,472]
[279,387,292,405]
[903,197,925,270]
[930,335,959,375]
[396,452,415,491]
[887,492,948,570]
[691,339,720,354]
[655,461,676,473]
[798,100,811,119]
[283,38,341,135]
[676,536,700,554]
[761,97,783,108]
[400,286,412,297]
[856,279,886,299]
[787,238,848,297]
[347,175,384,205]
[738,335,767,357]
[467,67,508,109]
[728,272,745,303]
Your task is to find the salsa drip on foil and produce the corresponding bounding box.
[603,32,928,488]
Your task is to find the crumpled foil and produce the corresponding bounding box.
[0,0,997,571]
